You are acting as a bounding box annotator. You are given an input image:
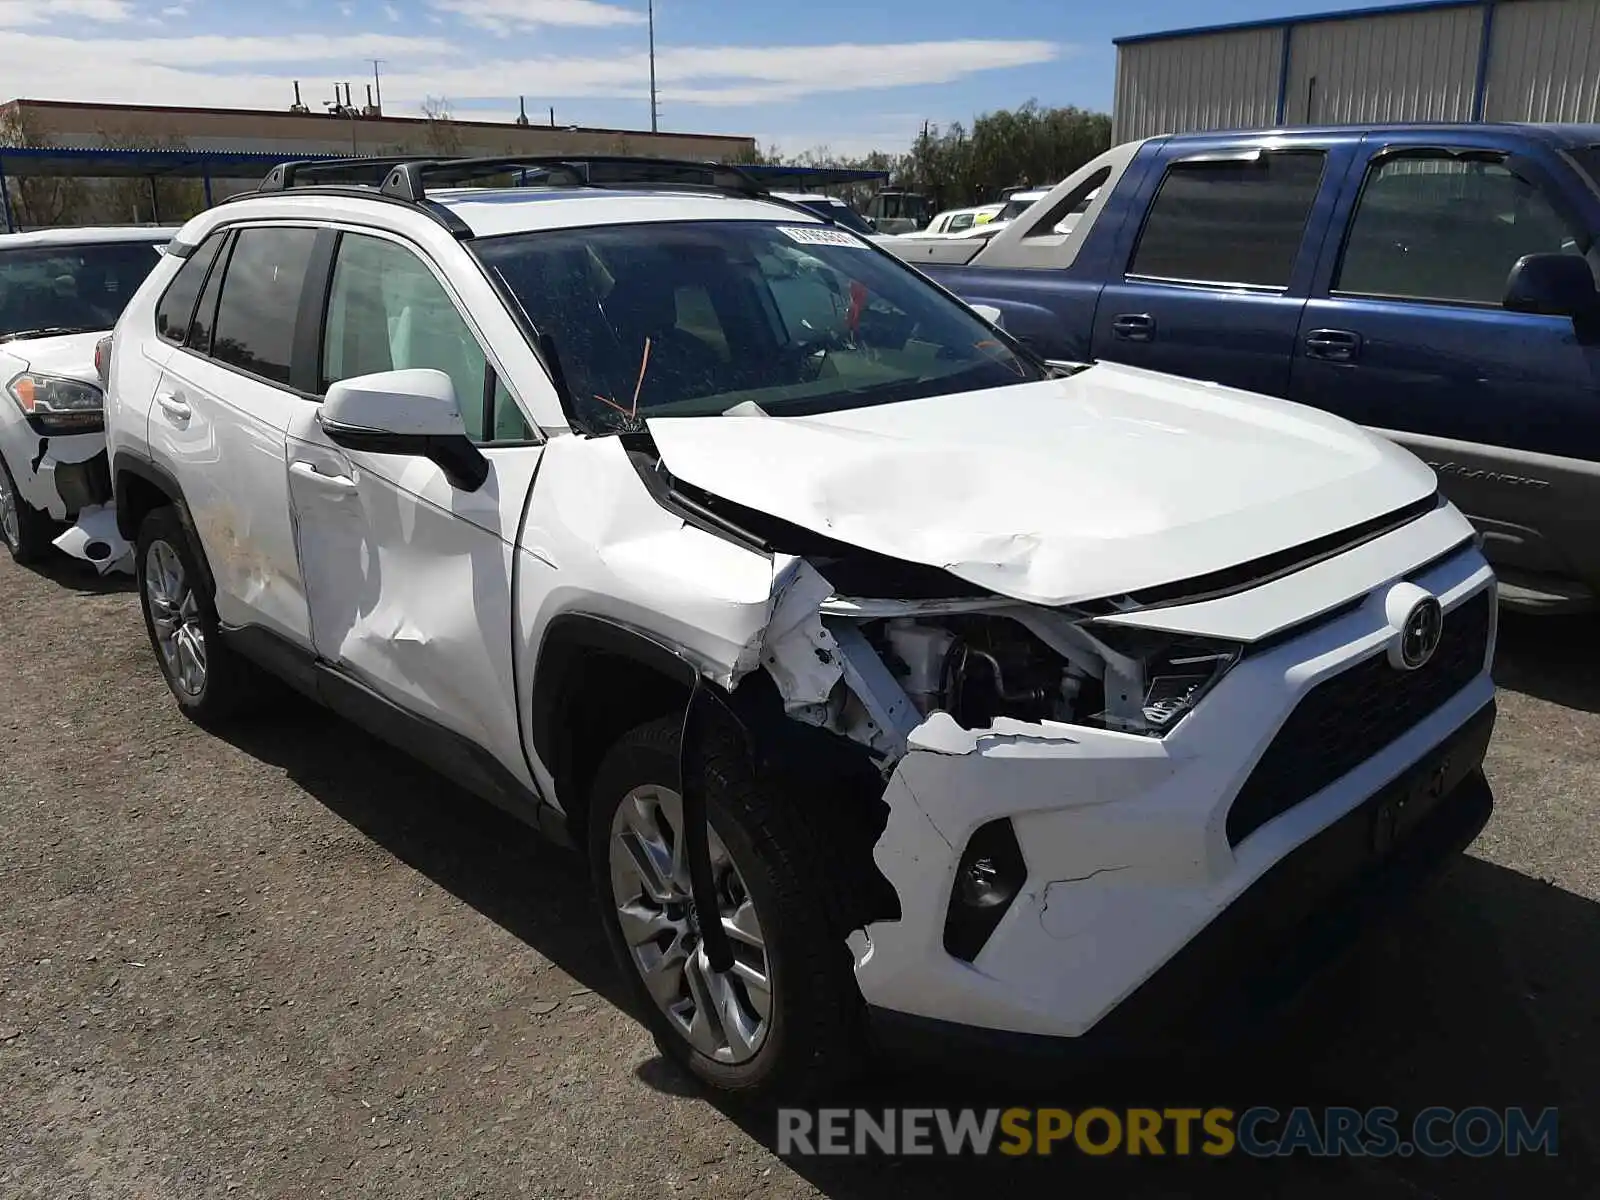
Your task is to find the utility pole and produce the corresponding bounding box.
[371,59,384,113]
[648,0,659,132]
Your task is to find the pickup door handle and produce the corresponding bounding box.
[289,460,358,492]
[1305,329,1362,363]
[1111,313,1156,343]
[154,391,191,421]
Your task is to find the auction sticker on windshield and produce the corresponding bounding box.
[777,226,867,247]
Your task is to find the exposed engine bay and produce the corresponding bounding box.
[757,570,1244,768]
[875,613,1097,729]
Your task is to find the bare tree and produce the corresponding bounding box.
[420,96,463,155]
[94,126,205,224]
[0,106,88,227]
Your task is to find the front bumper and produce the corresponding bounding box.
[853,544,1497,1042]
[868,721,1493,1066]
[1,427,111,520]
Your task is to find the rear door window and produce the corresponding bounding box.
[210,227,318,387]
[1129,151,1327,288]
[1335,152,1592,304]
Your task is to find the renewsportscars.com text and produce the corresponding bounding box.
[777,1106,1559,1158]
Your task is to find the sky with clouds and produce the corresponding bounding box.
[0,0,1382,157]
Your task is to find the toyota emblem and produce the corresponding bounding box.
[1399,597,1444,670]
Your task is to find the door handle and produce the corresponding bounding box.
[1305,329,1362,363]
[155,391,191,421]
[289,460,358,492]
[1111,313,1156,343]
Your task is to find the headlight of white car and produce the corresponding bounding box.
[7,371,105,434]
[1083,623,1244,736]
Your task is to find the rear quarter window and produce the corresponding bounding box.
[155,234,225,344]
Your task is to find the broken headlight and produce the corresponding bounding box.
[7,371,105,434]
[1084,624,1243,737]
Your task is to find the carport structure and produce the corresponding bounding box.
[0,145,888,232]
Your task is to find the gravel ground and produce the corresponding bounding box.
[2,550,1597,1199]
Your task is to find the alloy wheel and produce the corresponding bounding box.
[145,539,207,697]
[0,468,18,550]
[608,784,772,1064]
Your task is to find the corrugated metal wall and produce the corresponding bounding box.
[1113,0,1600,140]
[1112,28,1284,141]
[1483,0,1600,122]
[1280,7,1483,123]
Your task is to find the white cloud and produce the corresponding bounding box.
[362,39,1062,107]
[431,0,644,32]
[0,0,131,26]
[161,4,189,15]
[0,29,1060,119]
[383,3,399,19]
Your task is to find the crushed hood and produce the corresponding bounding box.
[2,331,105,388]
[645,362,1437,607]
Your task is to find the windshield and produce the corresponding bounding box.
[793,198,877,237]
[476,219,1044,434]
[0,240,165,341]
[996,196,1043,222]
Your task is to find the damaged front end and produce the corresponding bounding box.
[625,438,1255,1019]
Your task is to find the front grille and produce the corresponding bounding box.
[1225,588,1492,846]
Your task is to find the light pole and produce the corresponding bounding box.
[648,0,659,133]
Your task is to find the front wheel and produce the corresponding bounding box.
[0,453,57,564]
[589,716,866,1101]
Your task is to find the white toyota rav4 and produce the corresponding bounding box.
[105,156,1498,1099]
[0,226,173,568]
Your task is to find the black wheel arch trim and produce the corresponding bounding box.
[527,611,701,774]
[111,450,217,601]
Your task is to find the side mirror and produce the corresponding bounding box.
[319,368,489,492]
[969,303,1005,328]
[1503,253,1599,318]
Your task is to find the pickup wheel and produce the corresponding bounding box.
[589,716,867,1102]
[0,453,57,565]
[135,505,264,725]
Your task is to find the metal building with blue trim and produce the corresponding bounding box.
[1112,0,1600,141]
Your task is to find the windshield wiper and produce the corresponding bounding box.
[0,325,99,343]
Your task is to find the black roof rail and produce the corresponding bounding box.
[243,153,840,238]
[258,156,423,192]
[375,155,769,202]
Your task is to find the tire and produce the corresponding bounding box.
[589,716,867,1102]
[135,505,264,725]
[0,451,58,565]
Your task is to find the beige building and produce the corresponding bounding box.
[2,97,755,163]
[0,97,757,226]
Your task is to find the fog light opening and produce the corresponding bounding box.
[943,818,1027,963]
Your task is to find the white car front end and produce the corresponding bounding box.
[0,228,174,570]
[639,361,1497,1052]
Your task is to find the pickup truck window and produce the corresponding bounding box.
[1569,146,1600,196]
[1336,154,1587,306]
[1128,151,1326,290]
[1022,168,1110,239]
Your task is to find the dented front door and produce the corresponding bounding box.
[285,408,544,786]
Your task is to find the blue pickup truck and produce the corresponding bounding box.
[887,124,1600,613]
